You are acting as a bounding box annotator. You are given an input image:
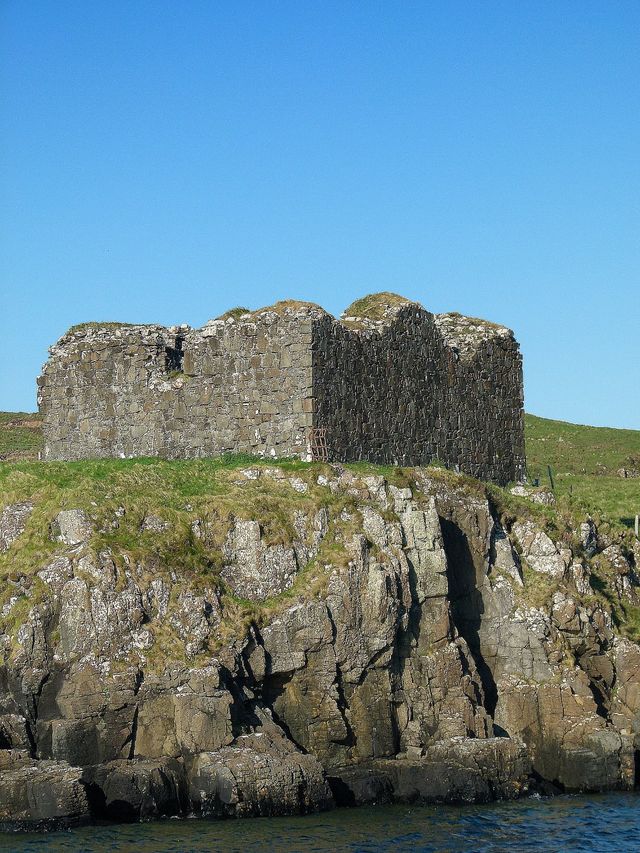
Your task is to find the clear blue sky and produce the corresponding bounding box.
[1,1,638,427]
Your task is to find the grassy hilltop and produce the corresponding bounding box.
[0,411,42,461]
[1,410,638,527]
[525,414,640,528]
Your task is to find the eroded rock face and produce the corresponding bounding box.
[220,506,330,602]
[222,520,300,600]
[512,520,569,579]
[0,467,639,826]
[0,502,33,552]
[0,753,89,828]
[82,758,187,821]
[330,737,531,806]
[190,731,332,818]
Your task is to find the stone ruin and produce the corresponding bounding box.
[37,292,525,484]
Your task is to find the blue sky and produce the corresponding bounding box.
[1,1,638,427]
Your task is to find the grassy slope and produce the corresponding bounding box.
[0,454,416,662]
[1,410,638,525]
[0,422,638,646]
[0,412,42,461]
[525,414,640,528]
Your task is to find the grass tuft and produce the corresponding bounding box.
[342,292,414,320]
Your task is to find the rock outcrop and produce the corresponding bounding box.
[0,461,638,827]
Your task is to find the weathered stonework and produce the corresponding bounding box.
[38,293,525,484]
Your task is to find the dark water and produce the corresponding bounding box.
[0,793,637,852]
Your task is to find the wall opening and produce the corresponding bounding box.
[165,335,185,373]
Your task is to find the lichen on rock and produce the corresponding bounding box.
[0,458,638,826]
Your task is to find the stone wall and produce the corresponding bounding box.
[38,305,320,461]
[38,294,525,484]
[312,301,524,483]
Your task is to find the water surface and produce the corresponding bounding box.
[0,793,637,852]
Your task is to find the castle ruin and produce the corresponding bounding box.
[38,293,525,484]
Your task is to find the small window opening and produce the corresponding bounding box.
[165,335,185,373]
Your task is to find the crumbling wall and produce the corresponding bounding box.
[38,295,525,484]
[311,306,448,467]
[38,306,319,461]
[38,324,170,461]
[311,304,525,484]
[434,312,525,483]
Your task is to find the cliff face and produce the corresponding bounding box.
[0,460,638,827]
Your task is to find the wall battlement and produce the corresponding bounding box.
[38,293,525,483]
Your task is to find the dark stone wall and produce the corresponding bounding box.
[311,306,525,484]
[38,298,525,484]
[311,308,447,467]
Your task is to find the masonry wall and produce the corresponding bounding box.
[39,311,316,461]
[311,306,525,484]
[38,299,525,485]
[311,308,447,467]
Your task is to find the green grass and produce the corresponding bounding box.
[525,413,640,528]
[343,292,412,319]
[436,311,502,331]
[217,306,251,320]
[0,412,42,461]
[525,413,640,475]
[0,453,364,662]
[1,410,638,526]
[66,321,138,334]
[0,454,363,585]
[0,428,637,660]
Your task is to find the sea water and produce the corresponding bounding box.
[0,793,637,853]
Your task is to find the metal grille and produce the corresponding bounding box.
[308,427,329,462]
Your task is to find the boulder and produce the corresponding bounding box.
[190,732,333,818]
[331,737,530,805]
[51,509,93,546]
[221,519,300,600]
[512,520,568,579]
[0,759,89,828]
[83,758,187,821]
[140,514,170,533]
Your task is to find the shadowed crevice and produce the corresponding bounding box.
[441,517,498,718]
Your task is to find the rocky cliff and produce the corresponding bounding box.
[0,458,638,827]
